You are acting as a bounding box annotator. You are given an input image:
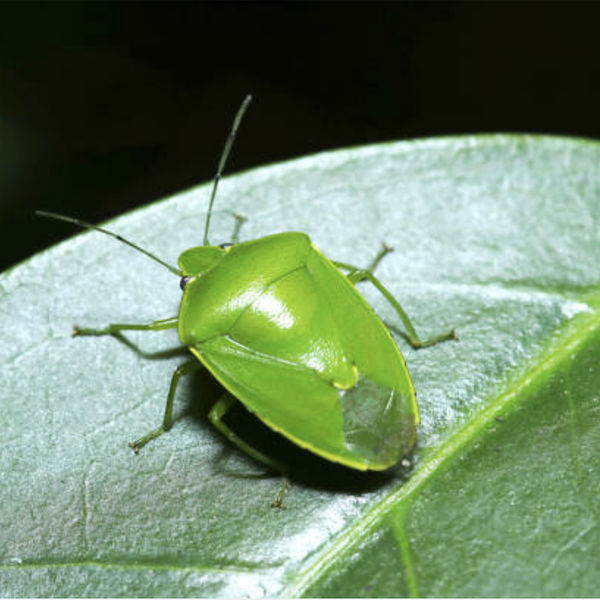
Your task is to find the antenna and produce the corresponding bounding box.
[203,94,253,246]
[36,210,182,276]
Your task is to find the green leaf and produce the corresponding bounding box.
[1,135,599,597]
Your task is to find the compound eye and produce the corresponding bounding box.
[179,276,192,290]
[219,242,234,250]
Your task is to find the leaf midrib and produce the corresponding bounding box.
[281,290,600,597]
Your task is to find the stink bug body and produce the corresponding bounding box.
[38,96,456,473]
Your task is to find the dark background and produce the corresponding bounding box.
[1,1,599,272]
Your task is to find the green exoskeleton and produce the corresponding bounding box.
[38,95,456,477]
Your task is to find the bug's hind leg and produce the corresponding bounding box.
[209,395,286,473]
[333,246,457,350]
[209,394,289,508]
[129,359,202,453]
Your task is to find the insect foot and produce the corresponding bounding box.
[271,478,290,510]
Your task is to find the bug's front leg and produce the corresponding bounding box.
[334,246,457,350]
[230,212,247,244]
[74,317,186,360]
[73,316,179,337]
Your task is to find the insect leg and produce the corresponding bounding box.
[336,243,393,286]
[129,358,202,453]
[366,242,394,274]
[333,259,457,349]
[230,212,247,244]
[73,316,179,336]
[209,395,287,474]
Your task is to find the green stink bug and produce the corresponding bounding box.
[38,96,456,473]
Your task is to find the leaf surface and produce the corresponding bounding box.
[1,135,599,597]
